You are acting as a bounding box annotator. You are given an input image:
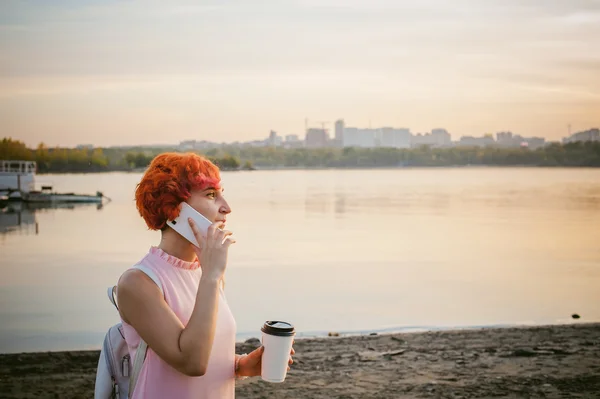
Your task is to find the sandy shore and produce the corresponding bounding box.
[1,323,599,398]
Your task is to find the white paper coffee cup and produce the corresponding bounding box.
[261,321,295,383]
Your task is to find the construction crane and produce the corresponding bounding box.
[305,118,330,131]
[315,121,330,130]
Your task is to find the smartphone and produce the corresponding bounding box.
[165,202,213,247]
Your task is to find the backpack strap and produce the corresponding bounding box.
[106,265,164,311]
[107,286,119,310]
[130,339,149,398]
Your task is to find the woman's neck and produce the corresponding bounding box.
[158,229,197,263]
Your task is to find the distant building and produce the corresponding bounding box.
[332,119,345,147]
[179,140,197,151]
[380,127,411,148]
[341,125,447,149]
[179,140,220,150]
[495,131,546,149]
[410,130,451,147]
[563,128,600,143]
[411,133,426,147]
[458,135,495,147]
[334,119,345,141]
[305,128,329,148]
[283,134,303,148]
[496,131,514,146]
[430,129,452,147]
[342,127,378,148]
[523,137,546,149]
[268,130,282,147]
[76,144,94,150]
[246,140,269,147]
[495,131,523,147]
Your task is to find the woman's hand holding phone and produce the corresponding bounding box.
[188,218,235,281]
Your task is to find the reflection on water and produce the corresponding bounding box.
[303,183,600,216]
[0,201,104,237]
[0,202,37,236]
[334,193,346,215]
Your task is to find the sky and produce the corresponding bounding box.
[0,0,599,147]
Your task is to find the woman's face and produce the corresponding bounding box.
[186,185,231,228]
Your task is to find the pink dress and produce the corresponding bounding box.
[121,247,236,399]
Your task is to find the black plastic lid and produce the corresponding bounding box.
[261,321,296,337]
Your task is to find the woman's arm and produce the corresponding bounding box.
[118,221,234,377]
[118,270,221,376]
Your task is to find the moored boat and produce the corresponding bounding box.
[0,160,36,200]
[0,160,110,204]
[23,189,105,204]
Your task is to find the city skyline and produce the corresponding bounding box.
[1,0,599,147]
[3,118,599,149]
[150,124,600,151]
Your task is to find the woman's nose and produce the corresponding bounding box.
[220,199,232,214]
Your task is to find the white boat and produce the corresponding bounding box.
[0,160,109,204]
[23,187,105,204]
[0,160,36,200]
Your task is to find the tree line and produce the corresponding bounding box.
[0,139,244,172]
[1,137,599,173]
[220,141,599,168]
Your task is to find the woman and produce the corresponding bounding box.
[117,152,294,398]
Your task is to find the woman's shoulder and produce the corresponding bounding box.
[116,262,164,324]
[117,250,160,296]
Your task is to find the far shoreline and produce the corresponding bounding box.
[34,163,600,175]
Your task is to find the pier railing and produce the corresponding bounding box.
[0,161,37,174]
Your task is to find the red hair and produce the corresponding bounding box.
[135,152,221,230]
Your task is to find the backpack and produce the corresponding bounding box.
[94,264,163,399]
